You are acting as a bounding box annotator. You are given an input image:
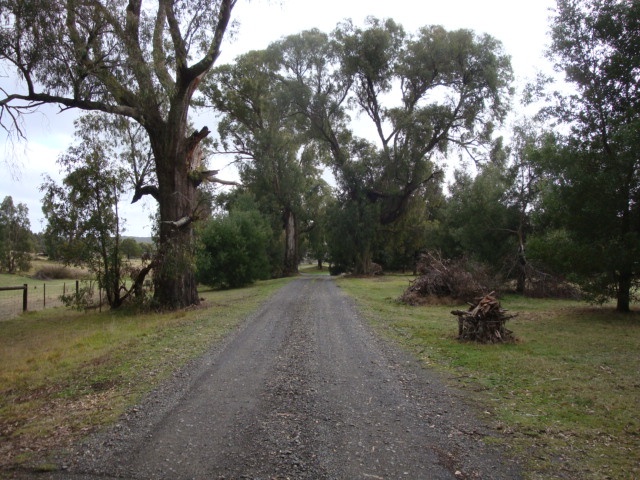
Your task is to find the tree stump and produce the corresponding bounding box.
[450,293,517,343]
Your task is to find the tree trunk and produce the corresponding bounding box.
[354,247,373,275]
[616,270,632,313]
[283,209,299,276]
[151,121,201,309]
[154,225,199,308]
[515,233,527,294]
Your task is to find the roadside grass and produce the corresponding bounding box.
[337,275,640,480]
[0,277,292,471]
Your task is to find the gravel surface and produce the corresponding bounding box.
[41,276,521,479]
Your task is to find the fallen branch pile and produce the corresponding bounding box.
[399,252,488,305]
[450,293,517,343]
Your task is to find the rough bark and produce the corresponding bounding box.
[151,118,202,308]
[354,247,373,276]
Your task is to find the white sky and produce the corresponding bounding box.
[1,0,557,237]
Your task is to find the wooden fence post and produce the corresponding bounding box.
[23,284,27,312]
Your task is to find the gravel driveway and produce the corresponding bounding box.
[44,275,520,479]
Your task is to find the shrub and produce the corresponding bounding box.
[196,208,272,289]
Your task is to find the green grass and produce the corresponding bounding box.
[0,259,92,320]
[0,277,292,471]
[336,275,640,480]
[298,262,331,275]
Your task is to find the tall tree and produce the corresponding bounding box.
[337,19,512,222]
[0,196,33,273]
[273,20,513,273]
[41,114,129,308]
[0,0,236,308]
[502,121,545,293]
[531,0,640,312]
[204,49,319,275]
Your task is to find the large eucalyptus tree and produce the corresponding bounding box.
[272,19,513,273]
[204,50,322,276]
[0,0,236,308]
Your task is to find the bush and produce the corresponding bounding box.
[59,281,97,310]
[196,207,272,289]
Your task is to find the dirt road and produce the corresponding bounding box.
[46,276,520,479]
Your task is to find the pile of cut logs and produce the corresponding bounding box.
[450,293,517,343]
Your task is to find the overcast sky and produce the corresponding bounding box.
[1,0,557,237]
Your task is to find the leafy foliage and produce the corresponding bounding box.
[528,0,640,311]
[270,19,512,273]
[41,114,130,308]
[0,196,33,273]
[196,196,273,289]
[204,50,328,276]
[120,238,144,260]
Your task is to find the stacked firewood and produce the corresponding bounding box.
[450,293,517,343]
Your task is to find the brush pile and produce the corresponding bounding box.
[450,293,517,343]
[399,252,489,305]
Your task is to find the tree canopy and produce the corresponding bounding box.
[209,18,513,274]
[1,0,237,308]
[528,0,640,311]
[0,196,33,273]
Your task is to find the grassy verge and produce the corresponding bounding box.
[336,275,640,480]
[0,277,292,472]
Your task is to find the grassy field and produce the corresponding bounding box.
[0,277,293,472]
[0,260,95,320]
[336,275,640,480]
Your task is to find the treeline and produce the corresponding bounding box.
[0,195,150,275]
[4,1,638,313]
[197,1,640,312]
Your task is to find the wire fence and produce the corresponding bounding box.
[0,280,91,321]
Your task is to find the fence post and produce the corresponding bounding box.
[76,280,79,297]
[23,284,27,312]
[43,283,46,308]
